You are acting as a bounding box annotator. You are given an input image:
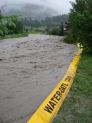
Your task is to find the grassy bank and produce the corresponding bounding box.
[53,54,92,123]
[0,33,28,40]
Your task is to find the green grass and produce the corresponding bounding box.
[29,30,45,34]
[53,54,92,123]
[0,33,28,40]
[29,29,47,35]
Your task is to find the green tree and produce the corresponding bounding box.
[10,16,24,34]
[0,10,8,37]
[68,0,92,54]
[6,18,16,34]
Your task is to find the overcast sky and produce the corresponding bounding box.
[0,0,75,13]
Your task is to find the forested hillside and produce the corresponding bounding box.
[1,4,57,20]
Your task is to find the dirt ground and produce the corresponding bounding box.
[0,34,77,123]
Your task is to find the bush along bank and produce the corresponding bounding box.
[64,0,92,54]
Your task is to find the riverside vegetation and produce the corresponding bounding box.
[0,10,67,39]
[65,0,92,54]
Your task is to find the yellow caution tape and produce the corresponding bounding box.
[27,49,82,123]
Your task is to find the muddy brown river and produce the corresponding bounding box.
[0,34,77,123]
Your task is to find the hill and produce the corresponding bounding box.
[1,3,58,20]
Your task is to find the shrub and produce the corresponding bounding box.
[49,25,64,36]
[68,0,92,54]
[64,34,77,44]
[49,27,60,35]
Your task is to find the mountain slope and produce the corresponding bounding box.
[2,3,58,20]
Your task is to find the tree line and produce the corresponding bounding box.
[0,12,68,38]
[0,10,25,38]
[22,15,68,28]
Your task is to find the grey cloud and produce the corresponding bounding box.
[0,0,75,13]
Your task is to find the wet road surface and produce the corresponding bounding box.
[0,34,77,123]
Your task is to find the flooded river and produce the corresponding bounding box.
[0,34,76,123]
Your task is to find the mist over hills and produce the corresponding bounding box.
[1,3,58,20]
